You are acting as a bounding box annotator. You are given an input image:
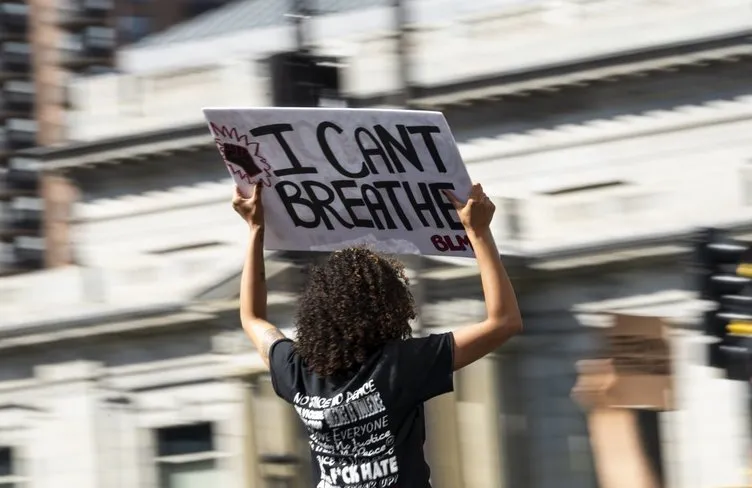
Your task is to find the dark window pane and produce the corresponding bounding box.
[156,423,214,457]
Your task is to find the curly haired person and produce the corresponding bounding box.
[232,180,522,488]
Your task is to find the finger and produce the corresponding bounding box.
[441,189,463,210]
[469,183,483,200]
[250,180,263,201]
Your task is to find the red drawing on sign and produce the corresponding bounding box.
[210,123,273,187]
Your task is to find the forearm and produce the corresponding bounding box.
[240,226,267,321]
[467,228,522,330]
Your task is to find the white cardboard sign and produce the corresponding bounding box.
[202,107,474,257]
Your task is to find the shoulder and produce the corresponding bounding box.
[268,339,303,402]
[383,333,455,364]
[270,337,295,356]
[269,338,298,368]
[380,332,456,404]
[388,332,455,352]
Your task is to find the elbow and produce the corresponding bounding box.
[240,307,266,323]
[510,318,523,336]
[240,312,259,332]
[502,314,523,337]
[487,313,523,341]
[509,311,523,334]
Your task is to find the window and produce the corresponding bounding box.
[117,15,152,43]
[2,3,29,17]
[84,26,115,49]
[59,33,82,51]
[1,42,31,56]
[84,0,114,9]
[0,446,23,487]
[160,459,217,488]
[0,447,11,476]
[0,242,14,266]
[156,423,219,488]
[10,197,43,231]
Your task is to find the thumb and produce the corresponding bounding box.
[441,189,464,210]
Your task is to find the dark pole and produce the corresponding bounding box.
[394,0,412,107]
[292,0,311,53]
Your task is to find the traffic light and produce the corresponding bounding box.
[692,227,752,378]
[268,51,343,107]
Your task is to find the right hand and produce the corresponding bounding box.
[444,183,496,233]
[232,181,265,230]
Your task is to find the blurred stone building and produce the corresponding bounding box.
[0,0,235,276]
[1,1,751,488]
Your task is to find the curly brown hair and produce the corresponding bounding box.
[293,246,415,377]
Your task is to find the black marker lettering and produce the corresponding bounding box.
[355,128,391,174]
[275,181,319,228]
[317,121,368,178]
[331,180,374,228]
[301,181,354,230]
[373,124,423,173]
[250,123,318,176]
[373,181,412,230]
[361,184,397,230]
[403,181,442,228]
[429,182,464,230]
[407,125,447,173]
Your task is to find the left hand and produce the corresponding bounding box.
[232,181,264,230]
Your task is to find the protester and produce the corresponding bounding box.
[232,180,522,488]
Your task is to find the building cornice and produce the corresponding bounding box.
[17,31,750,172]
[3,221,749,345]
[411,30,752,108]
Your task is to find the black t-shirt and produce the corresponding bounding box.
[269,333,455,488]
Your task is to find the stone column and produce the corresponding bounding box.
[213,379,263,488]
[455,356,504,488]
[96,390,140,488]
[252,374,304,486]
[424,392,464,488]
[32,360,105,488]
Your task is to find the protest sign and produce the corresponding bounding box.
[572,314,674,411]
[202,107,474,257]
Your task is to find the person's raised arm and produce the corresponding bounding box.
[233,182,286,368]
[444,183,523,371]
